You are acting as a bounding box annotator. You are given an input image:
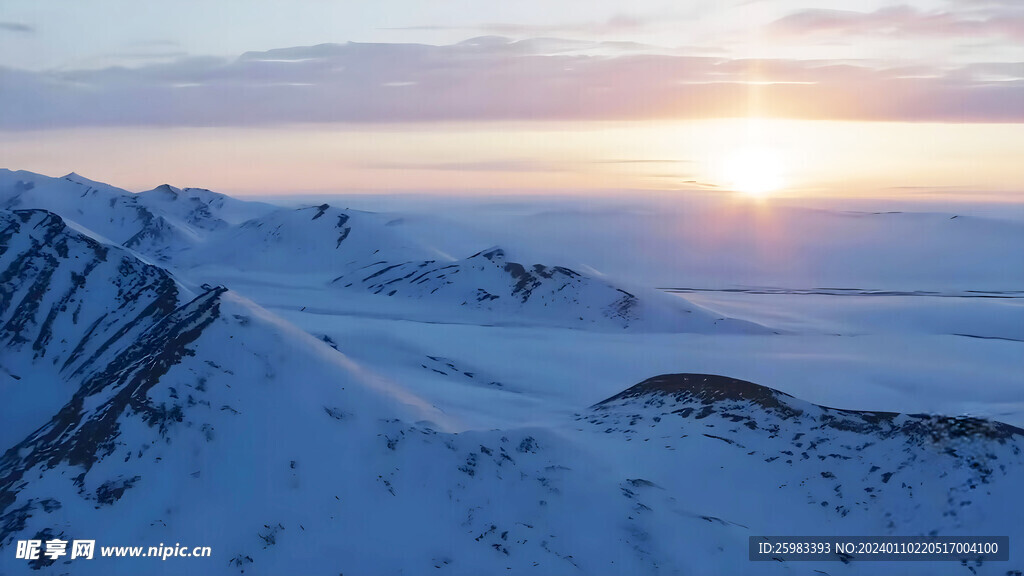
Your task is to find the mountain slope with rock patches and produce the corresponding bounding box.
[581,373,1024,565]
[0,170,275,262]
[332,246,764,332]
[0,208,192,444]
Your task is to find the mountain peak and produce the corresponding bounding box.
[594,373,1024,441]
[595,373,798,412]
[61,172,114,189]
[471,246,506,262]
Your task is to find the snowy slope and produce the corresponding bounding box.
[0,210,634,573]
[3,340,1020,575]
[588,374,1024,537]
[180,203,445,278]
[174,201,757,332]
[0,171,764,333]
[0,171,190,259]
[0,170,275,262]
[1,202,1021,575]
[0,209,189,445]
[135,183,275,228]
[570,374,1024,573]
[332,246,764,332]
[349,196,1024,293]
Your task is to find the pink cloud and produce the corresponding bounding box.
[0,37,1021,129]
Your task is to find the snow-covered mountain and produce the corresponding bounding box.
[0,209,191,445]
[2,171,1020,575]
[587,374,1023,541]
[135,183,274,230]
[3,277,1020,576]
[332,246,762,331]
[0,170,275,262]
[180,203,444,277]
[1,171,760,333]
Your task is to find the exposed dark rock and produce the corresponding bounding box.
[0,287,226,537]
[594,373,1024,443]
[595,374,804,420]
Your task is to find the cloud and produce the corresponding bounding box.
[102,50,191,62]
[125,39,182,48]
[771,5,1024,41]
[0,21,34,33]
[477,13,649,36]
[592,159,694,164]
[363,158,698,173]
[0,37,1022,130]
[383,13,651,37]
[361,159,569,172]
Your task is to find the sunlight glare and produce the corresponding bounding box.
[722,146,785,196]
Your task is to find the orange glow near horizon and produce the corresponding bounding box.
[1,120,1023,201]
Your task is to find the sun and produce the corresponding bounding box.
[722,146,786,196]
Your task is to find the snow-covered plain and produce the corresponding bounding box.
[1,170,1021,575]
[243,189,1024,427]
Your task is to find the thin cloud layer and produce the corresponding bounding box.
[1,37,1022,129]
[771,4,1024,40]
[386,13,651,36]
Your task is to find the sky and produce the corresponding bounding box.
[1,0,1022,197]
